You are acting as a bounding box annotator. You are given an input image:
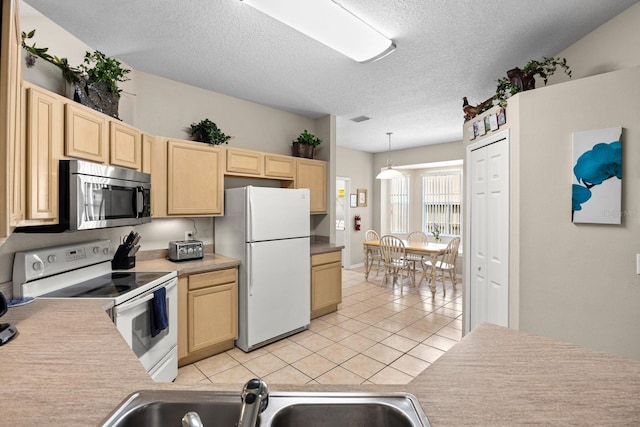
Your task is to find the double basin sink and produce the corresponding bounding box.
[100,390,430,426]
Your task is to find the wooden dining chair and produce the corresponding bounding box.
[379,234,412,293]
[406,231,429,284]
[364,230,383,278]
[422,237,461,296]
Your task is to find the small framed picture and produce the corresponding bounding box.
[473,121,479,137]
[489,113,499,131]
[357,188,367,207]
[497,107,506,125]
[349,193,357,208]
[468,125,476,140]
[477,119,486,136]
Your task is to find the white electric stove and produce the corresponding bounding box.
[12,240,178,382]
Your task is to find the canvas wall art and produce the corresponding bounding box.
[571,127,622,224]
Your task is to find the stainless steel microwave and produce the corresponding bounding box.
[17,159,151,232]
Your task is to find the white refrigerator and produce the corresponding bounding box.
[215,186,311,352]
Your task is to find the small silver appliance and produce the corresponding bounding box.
[168,240,204,261]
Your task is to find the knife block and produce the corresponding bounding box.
[112,243,136,270]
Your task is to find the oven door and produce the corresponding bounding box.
[113,278,177,378]
[72,174,151,230]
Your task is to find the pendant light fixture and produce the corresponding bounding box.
[376,132,403,180]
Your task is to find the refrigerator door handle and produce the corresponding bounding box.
[247,243,253,296]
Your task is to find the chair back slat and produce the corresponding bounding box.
[407,231,429,245]
[442,237,461,265]
[379,235,406,265]
[365,230,380,242]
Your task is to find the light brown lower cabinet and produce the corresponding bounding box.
[178,268,238,367]
[310,251,342,319]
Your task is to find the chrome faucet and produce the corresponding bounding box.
[238,378,269,427]
[181,411,203,427]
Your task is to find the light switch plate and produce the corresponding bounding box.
[636,254,640,275]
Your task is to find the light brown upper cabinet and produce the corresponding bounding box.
[295,158,327,214]
[64,102,109,164]
[1,0,24,240]
[264,154,295,180]
[225,147,263,176]
[224,147,295,181]
[141,133,167,217]
[23,84,64,224]
[110,121,141,170]
[167,139,223,216]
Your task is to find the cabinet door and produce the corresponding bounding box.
[265,154,294,179]
[110,121,141,170]
[142,134,167,217]
[226,147,262,176]
[296,158,327,213]
[167,140,223,215]
[25,86,63,221]
[65,103,108,163]
[311,261,342,312]
[1,0,23,238]
[188,282,238,353]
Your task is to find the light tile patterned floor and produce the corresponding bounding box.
[175,266,462,387]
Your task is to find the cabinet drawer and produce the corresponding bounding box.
[188,268,237,290]
[226,148,263,175]
[264,154,294,179]
[311,250,341,266]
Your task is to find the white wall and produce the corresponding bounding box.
[336,146,373,267]
[517,66,640,359]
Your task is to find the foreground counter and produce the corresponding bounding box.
[1,300,639,425]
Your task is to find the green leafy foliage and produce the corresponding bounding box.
[190,118,232,145]
[495,57,572,107]
[21,29,130,96]
[295,129,322,147]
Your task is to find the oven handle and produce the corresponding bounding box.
[115,280,177,315]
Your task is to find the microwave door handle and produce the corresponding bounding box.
[135,186,144,217]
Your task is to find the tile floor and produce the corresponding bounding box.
[175,266,462,387]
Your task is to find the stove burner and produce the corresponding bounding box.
[112,272,132,280]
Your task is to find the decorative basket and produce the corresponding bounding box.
[292,142,315,159]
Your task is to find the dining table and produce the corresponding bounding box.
[363,239,448,295]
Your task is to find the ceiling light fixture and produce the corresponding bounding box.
[376,132,403,180]
[241,0,396,63]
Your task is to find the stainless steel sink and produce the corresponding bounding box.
[100,390,430,427]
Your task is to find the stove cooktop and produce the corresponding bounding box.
[41,271,170,298]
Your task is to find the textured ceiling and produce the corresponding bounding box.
[24,0,638,153]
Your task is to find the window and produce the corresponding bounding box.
[389,175,409,234]
[422,171,461,236]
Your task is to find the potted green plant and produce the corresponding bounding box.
[495,56,572,107]
[190,118,232,145]
[21,29,131,119]
[292,129,322,159]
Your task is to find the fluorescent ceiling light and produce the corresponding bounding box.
[242,0,396,63]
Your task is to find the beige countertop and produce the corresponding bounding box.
[131,242,341,276]
[133,252,240,276]
[2,298,639,426]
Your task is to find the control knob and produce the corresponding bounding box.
[32,261,44,271]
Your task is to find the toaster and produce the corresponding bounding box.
[168,240,204,261]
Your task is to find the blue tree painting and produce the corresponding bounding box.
[572,127,622,224]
